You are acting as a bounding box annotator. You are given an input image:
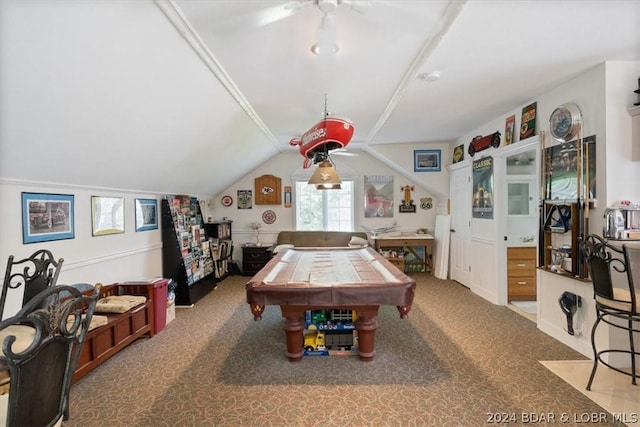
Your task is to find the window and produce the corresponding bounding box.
[295,180,354,231]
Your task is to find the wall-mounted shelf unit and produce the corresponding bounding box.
[539,201,588,279]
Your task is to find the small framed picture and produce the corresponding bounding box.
[135,198,158,232]
[414,149,441,172]
[91,196,125,236]
[22,192,75,244]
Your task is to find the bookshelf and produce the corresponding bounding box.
[161,195,216,306]
[203,220,234,281]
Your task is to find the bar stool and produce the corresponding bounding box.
[582,234,639,390]
[1,249,63,320]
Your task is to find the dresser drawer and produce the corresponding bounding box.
[243,261,268,276]
[242,246,272,276]
[507,276,536,299]
[244,250,269,261]
[507,246,536,260]
[507,258,536,276]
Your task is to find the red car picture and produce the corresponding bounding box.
[467,131,501,157]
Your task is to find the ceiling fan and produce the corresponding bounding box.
[214,0,372,33]
[290,94,356,168]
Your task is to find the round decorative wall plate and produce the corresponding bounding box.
[549,102,582,142]
[262,210,276,224]
[221,195,233,207]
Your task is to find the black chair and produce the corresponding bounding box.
[1,249,64,320]
[0,283,100,426]
[582,234,639,390]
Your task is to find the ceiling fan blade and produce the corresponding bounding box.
[212,1,309,33]
[341,0,372,14]
[330,148,358,157]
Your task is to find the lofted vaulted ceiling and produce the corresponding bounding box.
[1,0,638,196]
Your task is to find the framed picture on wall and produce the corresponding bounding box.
[21,192,75,244]
[91,196,125,236]
[414,149,441,172]
[135,198,158,232]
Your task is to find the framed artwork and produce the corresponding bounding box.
[452,145,464,164]
[284,186,292,208]
[135,198,158,232]
[22,192,74,244]
[543,135,596,201]
[504,114,516,145]
[91,196,125,236]
[414,149,441,172]
[364,175,394,218]
[520,102,537,140]
[472,156,494,219]
[237,190,252,209]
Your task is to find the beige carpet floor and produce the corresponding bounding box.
[66,273,625,426]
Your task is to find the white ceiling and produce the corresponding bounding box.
[1,0,639,197]
[170,0,640,148]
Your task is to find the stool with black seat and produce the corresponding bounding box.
[1,249,64,319]
[582,234,639,390]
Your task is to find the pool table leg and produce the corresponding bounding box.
[355,308,379,362]
[281,307,305,362]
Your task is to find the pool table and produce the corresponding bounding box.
[246,247,416,361]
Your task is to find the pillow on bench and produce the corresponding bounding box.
[95,295,147,314]
[66,314,109,332]
[348,236,369,247]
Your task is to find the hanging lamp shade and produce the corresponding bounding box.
[315,183,341,190]
[308,161,342,189]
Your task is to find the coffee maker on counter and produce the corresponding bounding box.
[603,203,640,240]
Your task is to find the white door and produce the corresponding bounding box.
[449,164,472,286]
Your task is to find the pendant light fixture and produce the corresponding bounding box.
[308,160,342,189]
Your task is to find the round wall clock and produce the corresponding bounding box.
[549,103,581,142]
[262,210,276,224]
[221,195,233,207]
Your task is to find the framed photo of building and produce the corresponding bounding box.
[22,192,74,244]
[91,196,125,236]
[414,149,441,172]
[135,198,158,232]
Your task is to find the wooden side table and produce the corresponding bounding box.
[242,245,272,276]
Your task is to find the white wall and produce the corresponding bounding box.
[453,61,640,359]
[0,180,166,317]
[209,149,446,264]
[0,142,446,315]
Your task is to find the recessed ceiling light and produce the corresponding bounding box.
[311,42,339,55]
[418,71,441,82]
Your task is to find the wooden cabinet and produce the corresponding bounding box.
[507,246,536,301]
[373,236,434,273]
[242,245,272,276]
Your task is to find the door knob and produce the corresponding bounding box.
[450,228,456,232]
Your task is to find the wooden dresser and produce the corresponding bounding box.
[507,246,537,301]
[242,245,272,276]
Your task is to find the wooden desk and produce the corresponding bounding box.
[373,235,435,274]
[246,247,416,362]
